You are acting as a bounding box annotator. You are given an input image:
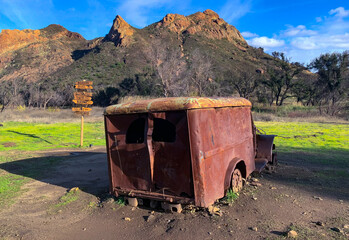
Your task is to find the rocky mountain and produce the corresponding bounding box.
[0,10,279,101]
[0,24,88,82]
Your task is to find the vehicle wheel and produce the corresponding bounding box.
[231,168,243,193]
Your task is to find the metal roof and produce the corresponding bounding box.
[104,97,251,115]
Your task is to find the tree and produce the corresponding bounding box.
[0,80,13,112]
[263,52,304,106]
[147,38,188,97]
[308,51,349,115]
[189,49,215,97]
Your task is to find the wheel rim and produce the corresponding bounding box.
[231,169,243,193]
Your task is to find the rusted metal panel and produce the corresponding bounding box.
[105,114,152,191]
[256,135,276,162]
[187,107,255,207]
[150,111,193,197]
[105,97,251,115]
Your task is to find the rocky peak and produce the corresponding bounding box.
[0,25,84,55]
[156,10,246,44]
[107,15,134,47]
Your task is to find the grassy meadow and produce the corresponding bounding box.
[0,108,348,208]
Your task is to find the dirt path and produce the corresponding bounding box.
[0,149,348,240]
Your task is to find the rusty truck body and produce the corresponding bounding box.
[104,97,276,208]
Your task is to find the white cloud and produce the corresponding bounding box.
[291,33,349,50]
[248,37,285,48]
[219,0,251,23]
[241,31,258,38]
[282,25,317,37]
[329,7,349,18]
[316,17,322,22]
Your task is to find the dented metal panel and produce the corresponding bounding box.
[187,107,255,207]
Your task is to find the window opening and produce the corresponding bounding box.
[126,118,145,143]
[152,118,176,142]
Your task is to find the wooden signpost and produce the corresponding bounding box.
[72,80,93,147]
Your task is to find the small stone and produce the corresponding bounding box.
[252,197,257,200]
[235,218,239,221]
[287,230,298,238]
[208,232,212,235]
[316,221,325,226]
[146,215,155,222]
[251,182,262,187]
[252,227,258,231]
[82,228,87,231]
[331,227,342,233]
[313,196,323,200]
[124,217,131,221]
[270,187,277,190]
[339,200,343,203]
[69,187,79,193]
[343,224,349,229]
[252,178,259,182]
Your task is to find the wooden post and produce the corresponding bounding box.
[80,115,84,147]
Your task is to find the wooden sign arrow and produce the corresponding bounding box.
[74,96,92,101]
[76,81,93,85]
[72,107,92,112]
[72,99,93,105]
[74,92,93,98]
[75,85,93,90]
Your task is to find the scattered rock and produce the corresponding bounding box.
[343,224,349,229]
[69,187,80,193]
[105,198,115,204]
[208,205,221,216]
[252,178,259,182]
[287,230,298,238]
[146,215,155,222]
[313,196,323,200]
[339,200,343,204]
[252,197,257,200]
[82,228,86,231]
[251,227,258,231]
[331,227,342,233]
[251,182,262,187]
[124,217,131,221]
[316,221,325,226]
[270,187,277,190]
[208,232,212,235]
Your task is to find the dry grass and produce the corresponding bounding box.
[0,107,104,123]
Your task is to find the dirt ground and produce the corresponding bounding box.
[0,147,348,240]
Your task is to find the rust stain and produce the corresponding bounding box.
[105,97,252,115]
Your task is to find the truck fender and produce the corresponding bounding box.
[223,158,246,194]
[256,135,276,163]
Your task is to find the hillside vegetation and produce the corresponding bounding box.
[0,10,348,117]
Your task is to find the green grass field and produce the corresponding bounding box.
[255,121,349,168]
[0,121,106,151]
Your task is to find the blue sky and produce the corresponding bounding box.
[0,0,348,64]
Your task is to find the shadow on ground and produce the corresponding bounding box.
[263,150,349,200]
[0,151,110,197]
[0,149,348,201]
